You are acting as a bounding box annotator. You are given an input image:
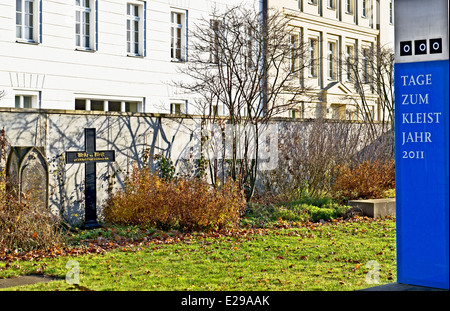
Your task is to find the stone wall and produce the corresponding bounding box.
[0,108,391,226]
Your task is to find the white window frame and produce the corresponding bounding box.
[327,0,335,9]
[345,0,353,14]
[327,42,336,80]
[309,38,318,78]
[126,2,145,56]
[362,0,367,17]
[16,0,40,43]
[288,101,304,119]
[75,0,96,50]
[169,99,187,115]
[362,47,370,83]
[171,9,187,62]
[345,45,354,81]
[289,34,299,74]
[74,95,143,112]
[14,90,40,109]
[170,103,182,115]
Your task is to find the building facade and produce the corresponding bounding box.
[0,0,394,120]
[271,0,394,120]
[0,0,257,114]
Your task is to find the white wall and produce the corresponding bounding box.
[0,0,256,113]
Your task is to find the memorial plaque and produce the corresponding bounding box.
[66,128,115,229]
[395,0,449,289]
[6,146,48,209]
[20,148,49,210]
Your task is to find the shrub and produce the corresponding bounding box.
[272,203,312,222]
[305,204,348,222]
[0,195,63,252]
[0,129,63,253]
[331,159,395,201]
[271,201,349,223]
[104,164,246,232]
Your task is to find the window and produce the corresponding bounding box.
[389,0,393,24]
[90,100,104,111]
[127,3,143,56]
[328,0,335,9]
[75,0,95,50]
[125,102,138,112]
[309,38,318,77]
[170,103,182,114]
[362,48,369,83]
[75,99,86,110]
[289,101,304,118]
[14,91,39,108]
[212,105,219,116]
[16,0,39,42]
[75,98,141,112]
[308,0,317,4]
[345,0,353,13]
[345,45,353,81]
[210,19,220,64]
[331,104,345,120]
[246,26,255,69]
[328,42,336,80]
[362,0,367,17]
[15,95,33,108]
[290,34,299,74]
[171,11,186,61]
[108,101,122,112]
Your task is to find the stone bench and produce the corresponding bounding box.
[348,198,396,218]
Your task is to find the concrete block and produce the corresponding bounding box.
[348,198,396,218]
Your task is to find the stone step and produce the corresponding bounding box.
[348,198,396,218]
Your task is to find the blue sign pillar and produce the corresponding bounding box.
[395,0,449,290]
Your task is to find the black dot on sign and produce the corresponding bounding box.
[429,38,442,54]
[400,41,412,56]
[414,40,427,55]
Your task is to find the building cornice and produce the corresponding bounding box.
[283,8,379,39]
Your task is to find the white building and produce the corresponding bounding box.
[270,0,395,120]
[1,0,394,120]
[0,0,258,114]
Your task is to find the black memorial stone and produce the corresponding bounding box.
[65,128,115,229]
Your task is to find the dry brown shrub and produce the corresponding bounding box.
[0,128,63,253]
[331,159,395,201]
[104,164,246,232]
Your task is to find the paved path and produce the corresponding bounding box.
[0,275,61,289]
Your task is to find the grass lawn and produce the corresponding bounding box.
[0,217,396,291]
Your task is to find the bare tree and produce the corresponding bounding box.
[342,44,395,156]
[173,5,312,201]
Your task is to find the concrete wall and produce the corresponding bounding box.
[1,107,191,225]
[0,107,389,226]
